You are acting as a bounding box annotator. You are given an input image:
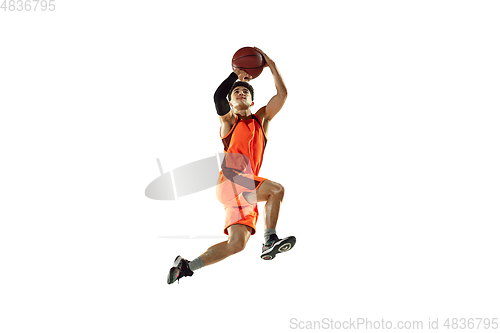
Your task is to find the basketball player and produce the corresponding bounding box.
[167,47,296,284]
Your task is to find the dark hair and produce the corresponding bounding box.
[228,81,254,101]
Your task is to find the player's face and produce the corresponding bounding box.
[230,87,253,108]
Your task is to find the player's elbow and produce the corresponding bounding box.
[274,92,287,108]
[279,88,288,99]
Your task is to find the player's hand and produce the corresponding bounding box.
[253,47,272,67]
[232,65,252,82]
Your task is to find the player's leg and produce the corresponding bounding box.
[243,179,296,260]
[167,224,252,284]
[199,224,252,266]
[243,179,284,230]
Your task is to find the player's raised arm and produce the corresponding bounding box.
[214,72,237,121]
[214,67,252,124]
[254,47,288,121]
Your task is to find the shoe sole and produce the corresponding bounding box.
[167,255,183,285]
[167,267,180,284]
[261,236,296,260]
[173,255,182,267]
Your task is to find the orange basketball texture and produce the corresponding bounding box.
[232,47,266,79]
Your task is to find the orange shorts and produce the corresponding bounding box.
[216,171,266,235]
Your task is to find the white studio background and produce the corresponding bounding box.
[1,1,499,332]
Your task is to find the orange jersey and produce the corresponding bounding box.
[216,111,268,235]
[221,112,268,176]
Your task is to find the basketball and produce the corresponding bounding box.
[232,47,266,79]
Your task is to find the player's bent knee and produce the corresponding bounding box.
[273,182,285,199]
[228,239,246,254]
